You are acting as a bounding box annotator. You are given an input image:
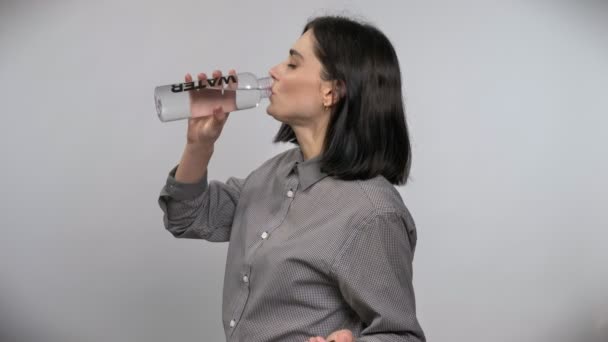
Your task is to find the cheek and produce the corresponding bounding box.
[279,77,321,109]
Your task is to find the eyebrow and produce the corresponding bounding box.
[289,49,304,60]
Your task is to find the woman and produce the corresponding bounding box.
[158,15,426,342]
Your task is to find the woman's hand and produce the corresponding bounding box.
[308,329,354,342]
[184,69,237,147]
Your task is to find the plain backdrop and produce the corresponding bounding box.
[1,1,606,341]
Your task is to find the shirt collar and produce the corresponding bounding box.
[279,148,329,191]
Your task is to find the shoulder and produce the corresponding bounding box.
[353,176,412,216]
[354,176,416,235]
[322,174,417,233]
[329,181,420,272]
[348,178,419,251]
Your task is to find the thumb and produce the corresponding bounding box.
[212,106,229,123]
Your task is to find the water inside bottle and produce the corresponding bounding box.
[188,87,238,118]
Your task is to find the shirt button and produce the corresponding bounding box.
[242,275,249,283]
[261,231,269,239]
[286,190,294,198]
[229,319,236,328]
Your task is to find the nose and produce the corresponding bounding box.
[268,64,279,81]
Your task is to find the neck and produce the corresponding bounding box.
[292,124,326,161]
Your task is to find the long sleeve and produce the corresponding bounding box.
[158,164,246,242]
[331,210,426,342]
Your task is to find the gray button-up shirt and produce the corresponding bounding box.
[158,147,425,342]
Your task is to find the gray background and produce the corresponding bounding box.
[1,1,606,341]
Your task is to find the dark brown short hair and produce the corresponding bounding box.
[274,15,412,186]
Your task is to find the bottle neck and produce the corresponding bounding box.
[257,77,272,98]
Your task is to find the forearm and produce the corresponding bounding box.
[175,143,214,183]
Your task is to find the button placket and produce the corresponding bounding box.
[226,282,248,335]
[255,178,298,241]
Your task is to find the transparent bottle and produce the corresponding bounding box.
[154,72,272,122]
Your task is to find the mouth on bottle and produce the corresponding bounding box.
[260,87,272,98]
[258,77,273,90]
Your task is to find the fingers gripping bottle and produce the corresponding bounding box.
[154,72,272,122]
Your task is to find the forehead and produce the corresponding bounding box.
[291,29,315,58]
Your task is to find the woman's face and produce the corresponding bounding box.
[266,29,330,126]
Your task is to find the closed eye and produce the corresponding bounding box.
[287,63,296,69]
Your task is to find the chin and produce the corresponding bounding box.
[266,108,290,124]
[265,105,276,117]
[265,106,281,121]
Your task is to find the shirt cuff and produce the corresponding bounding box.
[163,164,209,200]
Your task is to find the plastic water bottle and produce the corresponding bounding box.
[154,72,272,122]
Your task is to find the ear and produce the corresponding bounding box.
[321,79,346,107]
